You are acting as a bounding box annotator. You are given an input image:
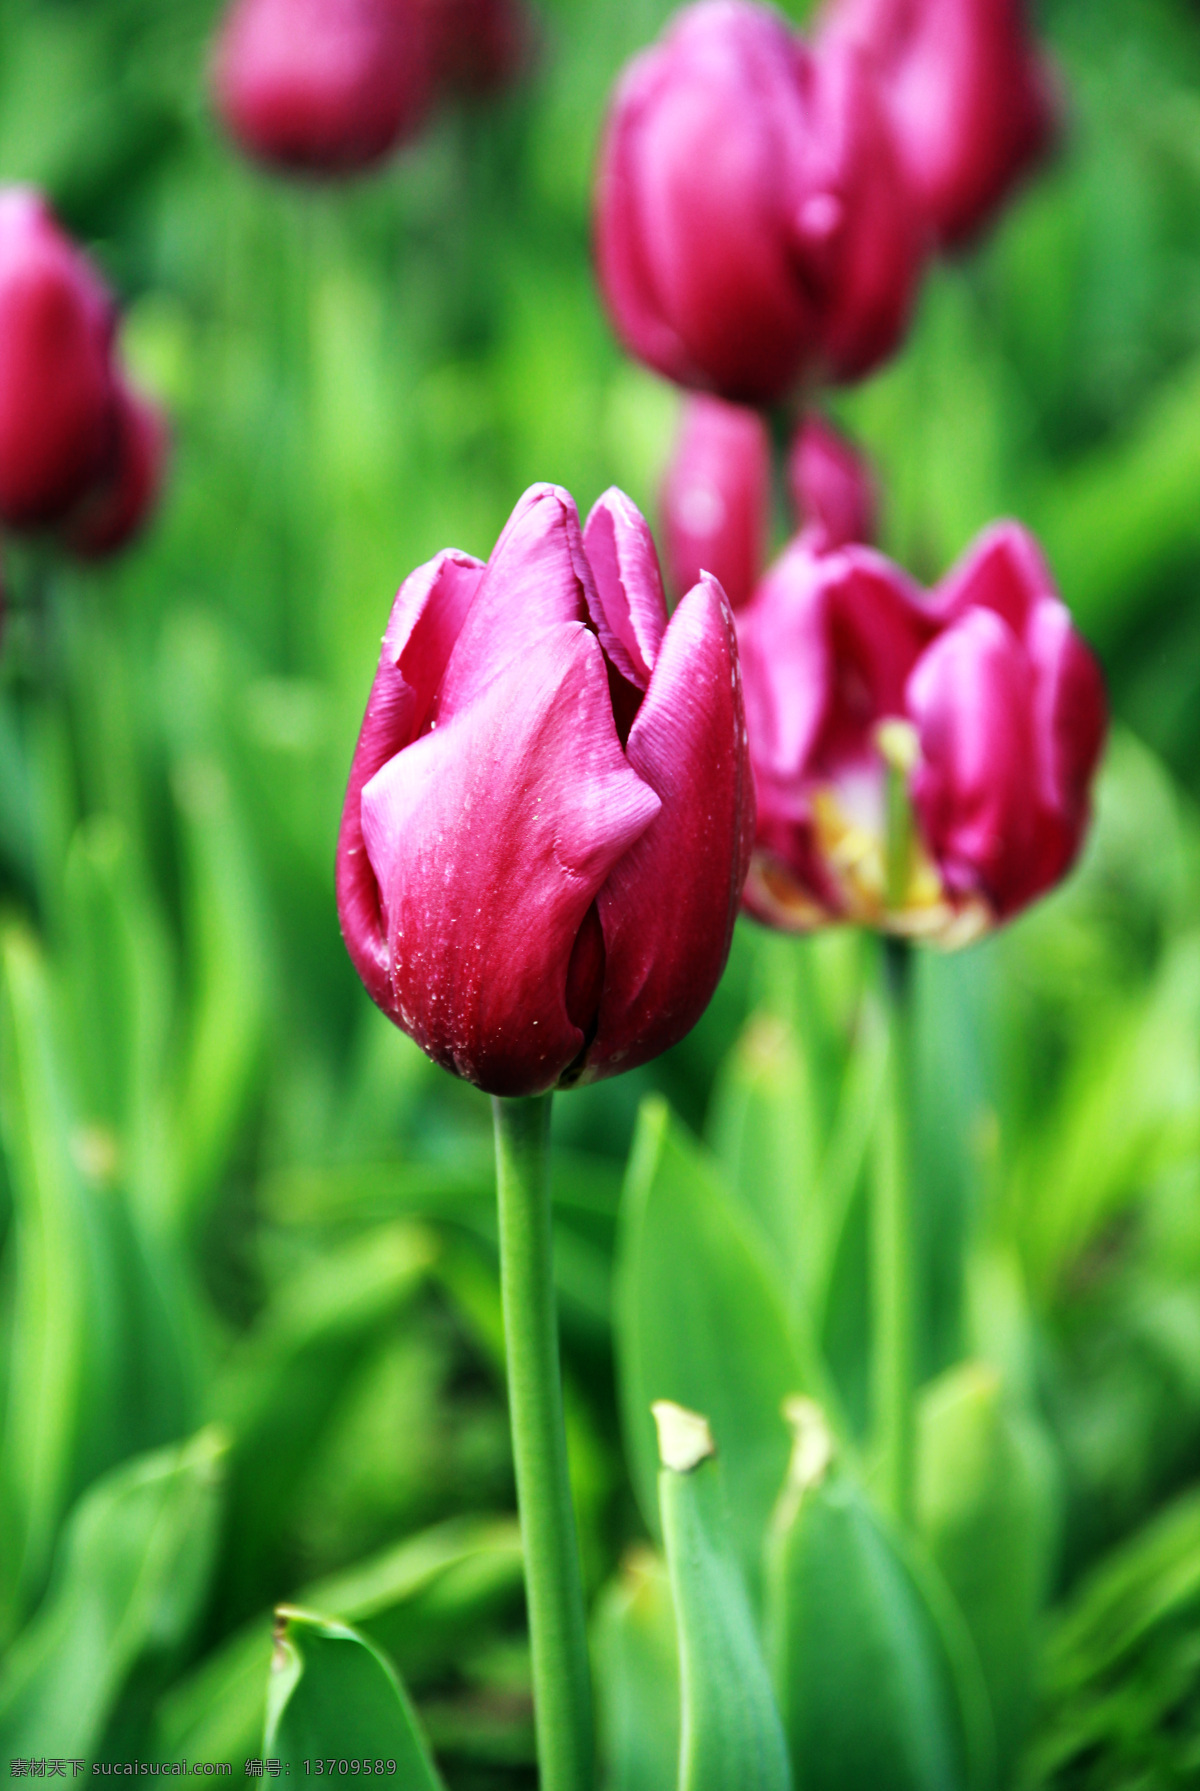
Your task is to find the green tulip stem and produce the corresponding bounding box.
[872,936,916,1527]
[492,1093,594,1791]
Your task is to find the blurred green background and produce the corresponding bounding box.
[2,0,1200,1780]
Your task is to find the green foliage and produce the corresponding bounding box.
[765,1412,970,1791]
[0,0,1198,1781]
[265,1609,444,1784]
[657,1425,791,1791]
[615,1097,805,1597]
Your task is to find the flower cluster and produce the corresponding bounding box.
[594,0,1056,405]
[0,188,166,558]
[211,0,531,178]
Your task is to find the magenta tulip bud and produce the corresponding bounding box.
[211,0,434,177]
[0,189,117,531]
[337,482,754,1096]
[819,0,1058,248]
[788,414,877,550]
[738,521,1105,941]
[424,0,532,96]
[594,2,927,405]
[661,395,770,611]
[62,381,168,561]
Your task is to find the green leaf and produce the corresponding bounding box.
[0,924,99,1629]
[155,1511,521,1762]
[707,1010,821,1289]
[169,749,270,1232]
[615,1097,805,1598]
[0,1427,227,1759]
[61,815,174,1222]
[765,1403,970,1791]
[916,1363,1060,1783]
[593,1548,680,1791]
[264,1608,445,1785]
[655,1403,791,1791]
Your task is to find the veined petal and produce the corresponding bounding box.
[588,574,752,1078]
[359,624,661,1096]
[583,486,668,687]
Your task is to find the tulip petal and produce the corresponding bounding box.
[588,574,753,1079]
[908,606,1039,916]
[1027,596,1107,851]
[594,51,700,388]
[336,547,485,1009]
[435,483,596,720]
[738,539,931,784]
[583,487,668,687]
[661,395,770,611]
[359,623,661,1096]
[932,519,1053,637]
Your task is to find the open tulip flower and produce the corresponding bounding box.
[819,0,1058,248]
[738,521,1106,942]
[594,0,926,405]
[211,0,433,177]
[337,482,753,1098]
[0,189,117,531]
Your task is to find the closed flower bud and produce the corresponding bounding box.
[593,1,927,405]
[62,380,168,561]
[211,0,434,177]
[661,395,770,611]
[788,413,877,551]
[337,482,754,1096]
[819,0,1058,247]
[0,189,117,531]
[738,521,1105,941]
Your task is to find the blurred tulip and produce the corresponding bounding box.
[211,0,434,177]
[819,0,1058,247]
[337,482,753,1096]
[661,395,770,610]
[594,2,927,405]
[738,521,1105,940]
[788,413,877,550]
[0,189,117,531]
[62,382,169,561]
[424,0,531,95]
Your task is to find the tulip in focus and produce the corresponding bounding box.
[0,189,117,531]
[63,381,169,561]
[738,521,1105,941]
[337,482,754,1097]
[661,395,770,610]
[212,0,434,177]
[594,0,927,405]
[819,0,1058,247]
[788,413,877,551]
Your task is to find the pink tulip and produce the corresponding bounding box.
[63,381,168,561]
[661,395,770,611]
[819,0,1058,247]
[788,414,877,551]
[738,521,1105,940]
[0,189,117,531]
[593,1,926,405]
[337,483,754,1096]
[211,0,433,177]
